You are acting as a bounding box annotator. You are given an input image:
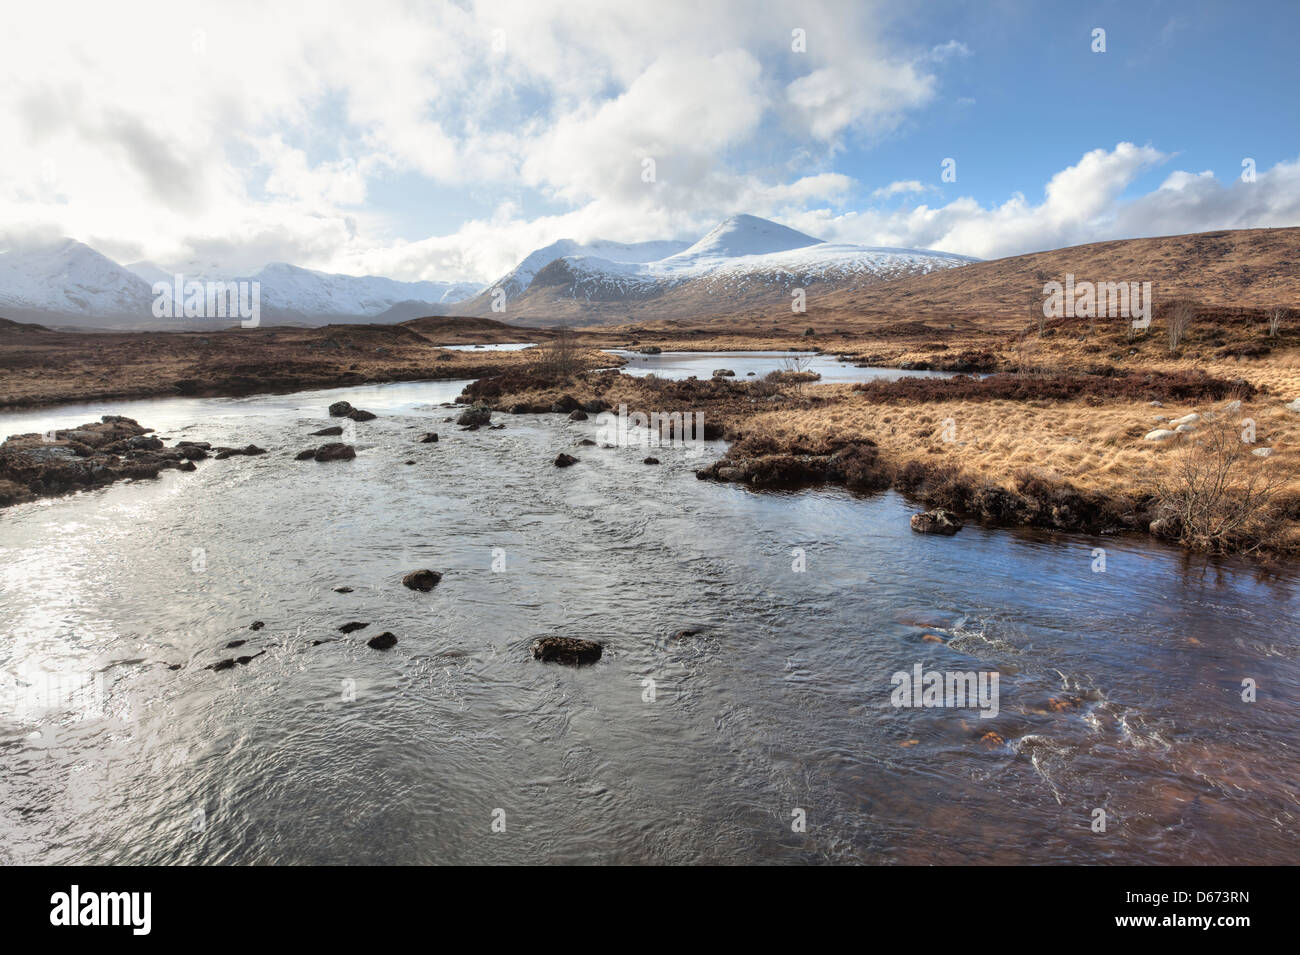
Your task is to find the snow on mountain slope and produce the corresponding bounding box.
[0,240,153,315]
[124,260,174,285]
[487,238,691,299]
[247,263,482,317]
[481,216,978,314]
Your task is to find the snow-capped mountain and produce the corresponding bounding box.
[247,263,482,318]
[459,214,977,324]
[487,237,690,301]
[0,240,155,319]
[0,240,484,328]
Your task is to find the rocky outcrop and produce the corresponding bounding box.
[530,636,602,665]
[214,445,267,459]
[0,416,204,507]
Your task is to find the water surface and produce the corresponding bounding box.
[1,376,1296,864]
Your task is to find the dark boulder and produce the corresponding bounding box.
[402,569,442,591]
[419,432,439,443]
[338,621,369,633]
[311,425,344,436]
[554,453,579,467]
[328,401,354,417]
[250,621,265,630]
[530,636,602,665]
[368,632,398,650]
[347,409,377,422]
[568,409,588,421]
[457,405,492,427]
[314,443,356,462]
[294,449,317,460]
[643,457,660,465]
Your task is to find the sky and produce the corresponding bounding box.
[1,0,1298,283]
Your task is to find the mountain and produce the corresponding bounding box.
[0,240,154,324]
[0,241,484,329]
[482,237,691,302]
[247,263,482,320]
[456,214,976,325]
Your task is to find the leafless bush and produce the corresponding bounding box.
[1167,300,1196,353]
[1154,413,1285,553]
[1268,306,1287,338]
[778,353,816,396]
[531,327,582,377]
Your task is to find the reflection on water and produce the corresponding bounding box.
[604,349,962,384]
[0,377,1297,864]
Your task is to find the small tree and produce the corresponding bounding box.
[1167,299,1196,354]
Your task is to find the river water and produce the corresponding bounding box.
[1,374,1297,864]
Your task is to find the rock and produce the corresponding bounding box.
[178,461,196,472]
[910,509,962,535]
[554,453,579,467]
[1175,424,1197,434]
[530,636,602,665]
[226,639,247,648]
[347,409,376,422]
[580,399,610,413]
[214,444,267,459]
[568,409,588,421]
[1253,447,1274,457]
[334,586,353,593]
[638,345,661,355]
[1286,398,1300,413]
[313,443,356,462]
[311,426,344,436]
[1170,413,1202,428]
[1223,400,1242,413]
[712,368,735,377]
[250,621,265,630]
[236,652,265,665]
[1144,429,1176,441]
[1149,400,1163,407]
[671,628,704,641]
[294,449,317,460]
[206,659,237,672]
[419,432,439,443]
[328,401,354,417]
[404,460,415,465]
[368,632,398,650]
[457,405,492,427]
[338,621,369,633]
[551,395,582,413]
[577,438,597,446]
[402,569,442,591]
[643,457,660,464]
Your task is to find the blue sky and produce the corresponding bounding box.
[1,0,1297,281]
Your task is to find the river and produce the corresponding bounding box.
[1,371,1296,864]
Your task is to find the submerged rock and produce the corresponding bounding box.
[338,621,369,633]
[347,409,377,422]
[568,409,588,421]
[910,509,962,535]
[294,449,317,460]
[328,401,354,417]
[368,631,398,650]
[250,621,265,630]
[643,457,660,465]
[419,432,439,443]
[530,636,602,665]
[554,453,579,467]
[402,569,442,591]
[312,426,344,437]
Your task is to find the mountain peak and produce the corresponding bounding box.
[666,214,823,265]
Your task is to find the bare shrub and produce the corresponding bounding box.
[1167,300,1196,353]
[778,352,816,396]
[531,327,582,377]
[1268,306,1287,338]
[1154,413,1286,553]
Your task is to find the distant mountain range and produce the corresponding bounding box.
[0,240,484,330]
[453,214,977,325]
[0,215,976,330]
